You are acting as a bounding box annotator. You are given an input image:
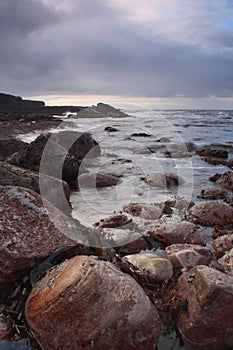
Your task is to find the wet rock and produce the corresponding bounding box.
[165,244,211,273]
[94,214,133,229]
[163,199,194,213]
[227,159,233,169]
[131,132,152,137]
[149,219,206,246]
[78,172,120,188]
[0,137,27,161]
[196,148,228,159]
[0,314,12,340]
[0,185,92,284]
[25,255,162,350]
[210,171,233,191]
[104,126,118,132]
[197,188,229,200]
[123,253,173,283]
[123,203,163,220]
[0,161,71,213]
[143,173,185,188]
[164,150,190,158]
[189,201,233,226]
[177,265,233,350]
[117,236,150,255]
[202,156,227,166]
[218,248,233,274]
[213,234,233,257]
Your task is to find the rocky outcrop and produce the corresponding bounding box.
[196,148,228,159]
[0,138,27,161]
[0,93,45,113]
[197,188,229,200]
[149,219,206,246]
[165,244,211,273]
[210,171,233,191]
[213,234,233,257]
[25,255,162,350]
[189,201,233,226]
[177,265,233,349]
[143,173,184,188]
[123,253,173,283]
[0,161,71,213]
[75,102,128,118]
[0,186,93,285]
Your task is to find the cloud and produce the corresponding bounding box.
[0,0,232,99]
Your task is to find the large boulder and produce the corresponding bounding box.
[25,255,162,350]
[210,171,233,192]
[197,188,229,200]
[0,161,71,213]
[177,265,233,349]
[196,148,228,159]
[165,244,211,273]
[213,234,233,257]
[0,186,93,285]
[123,253,173,283]
[218,248,233,274]
[149,219,206,246]
[189,201,233,226]
[0,137,27,161]
[143,173,185,188]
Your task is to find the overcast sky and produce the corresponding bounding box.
[1,0,233,108]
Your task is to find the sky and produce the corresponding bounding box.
[0,0,233,108]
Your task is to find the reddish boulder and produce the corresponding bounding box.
[123,203,163,220]
[226,159,233,169]
[0,185,92,284]
[177,265,233,349]
[78,172,120,188]
[189,201,233,226]
[149,219,206,246]
[201,156,227,166]
[25,255,162,350]
[213,234,233,257]
[218,248,233,274]
[144,173,184,188]
[197,188,229,200]
[0,161,71,213]
[0,137,26,161]
[165,244,211,273]
[94,214,133,229]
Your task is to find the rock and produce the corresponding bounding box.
[104,126,118,132]
[196,148,228,158]
[165,244,211,273]
[123,203,163,220]
[123,253,173,283]
[189,201,233,226]
[218,248,233,274]
[0,93,45,113]
[78,173,120,188]
[227,159,233,169]
[0,314,11,340]
[144,173,184,188]
[0,161,71,213]
[25,255,162,350]
[0,137,27,161]
[149,219,206,246]
[131,132,152,137]
[0,185,93,284]
[213,234,233,257]
[164,150,190,158]
[197,188,229,200]
[202,156,227,166]
[75,102,129,118]
[177,265,233,349]
[163,199,194,213]
[117,236,150,255]
[94,214,133,229]
[210,171,233,191]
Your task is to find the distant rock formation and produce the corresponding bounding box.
[75,102,129,118]
[0,93,45,113]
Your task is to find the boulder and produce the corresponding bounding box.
[143,173,184,188]
[197,188,229,200]
[213,234,233,257]
[105,126,118,132]
[0,161,71,213]
[149,219,206,246]
[0,185,93,285]
[177,265,233,349]
[78,173,120,188]
[123,203,163,220]
[0,137,26,161]
[94,214,133,229]
[189,201,233,226]
[218,248,233,274]
[210,171,233,192]
[201,157,227,166]
[227,159,233,169]
[123,253,173,283]
[165,244,211,273]
[25,255,162,350]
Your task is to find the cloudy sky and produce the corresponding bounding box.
[1,0,233,108]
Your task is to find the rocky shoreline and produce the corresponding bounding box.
[0,95,233,349]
